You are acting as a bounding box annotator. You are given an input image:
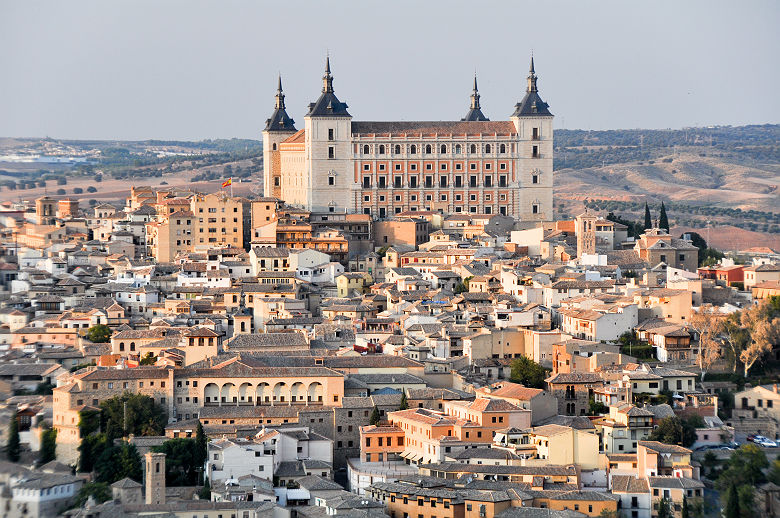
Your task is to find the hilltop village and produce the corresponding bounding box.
[0,61,778,518]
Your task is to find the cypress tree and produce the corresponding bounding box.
[659,202,670,232]
[399,392,409,410]
[681,496,689,518]
[7,411,20,462]
[39,427,58,465]
[724,483,740,518]
[369,406,381,426]
[195,422,207,472]
[644,202,652,230]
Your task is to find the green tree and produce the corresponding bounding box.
[644,201,652,230]
[198,477,211,500]
[99,393,167,441]
[659,201,669,232]
[369,406,381,425]
[72,482,112,508]
[769,459,780,485]
[588,398,608,416]
[717,444,768,491]
[509,356,548,389]
[399,392,409,410]
[737,484,756,518]
[85,324,111,343]
[195,421,207,482]
[656,497,672,518]
[153,438,200,486]
[647,416,697,447]
[39,427,57,465]
[723,483,740,518]
[702,451,720,479]
[6,411,20,462]
[139,352,157,365]
[94,442,142,483]
[681,496,689,518]
[79,433,109,473]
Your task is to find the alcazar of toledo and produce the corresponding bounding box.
[262,57,553,222]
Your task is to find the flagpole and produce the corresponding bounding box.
[230,178,233,198]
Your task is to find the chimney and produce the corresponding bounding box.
[145,452,166,505]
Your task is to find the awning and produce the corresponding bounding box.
[400,451,413,459]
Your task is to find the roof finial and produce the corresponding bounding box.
[527,53,537,93]
[275,74,286,110]
[323,54,334,93]
[470,74,481,110]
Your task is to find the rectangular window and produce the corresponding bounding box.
[328,128,334,141]
[328,146,335,159]
[328,176,335,186]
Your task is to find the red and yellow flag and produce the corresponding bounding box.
[221,178,232,188]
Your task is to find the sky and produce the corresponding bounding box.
[1,0,778,141]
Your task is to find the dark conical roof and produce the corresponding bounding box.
[511,56,552,117]
[264,75,297,132]
[462,75,489,122]
[306,57,351,118]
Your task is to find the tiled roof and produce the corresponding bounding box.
[352,121,516,136]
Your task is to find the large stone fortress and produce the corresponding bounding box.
[263,57,553,222]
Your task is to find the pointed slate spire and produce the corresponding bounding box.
[512,54,551,117]
[462,74,489,121]
[307,55,350,117]
[275,75,286,110]
[322,56,334,93]
[471,75,480,110]
[264,75,296,132]
[527,56,538,93]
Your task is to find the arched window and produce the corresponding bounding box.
[499,143,506,153]
[379,145,385,154]
[485,144,492,153]
[272,143,277,151]
[425,144,432,154]
[410,145,417,154]
[455,144,462,154]
[440,144,447,154]
[394,145,401,154]
[363,145,370,154]
[470,144,477,154]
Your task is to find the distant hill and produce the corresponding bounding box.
[553,125,780,248]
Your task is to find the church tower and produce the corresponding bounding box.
[462,75,489,121]
[303,57,354,213]
[510,56,554,223]
[576,210,598,258]
[262,76,297,199]
[144,451,166,505]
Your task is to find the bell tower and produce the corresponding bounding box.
[145,451,166,505]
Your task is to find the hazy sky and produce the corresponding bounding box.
[1,0,778,140]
